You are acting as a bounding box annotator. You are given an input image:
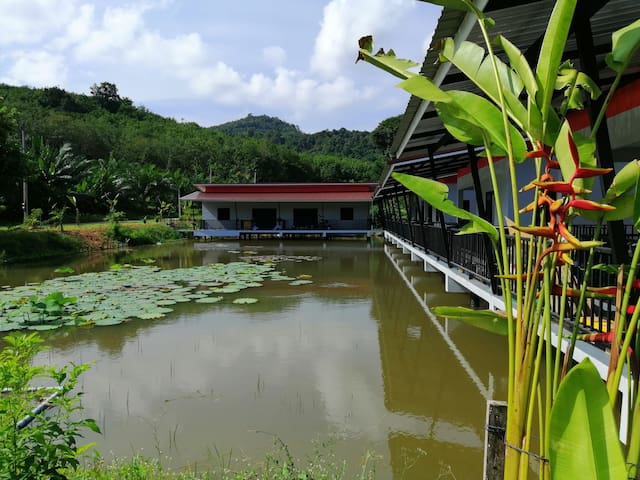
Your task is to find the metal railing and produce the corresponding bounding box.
[386,217,628,334]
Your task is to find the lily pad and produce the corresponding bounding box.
[0,260,281,331]
[195,296,224,304]
[289,280,313,286]
[233,298,259,304]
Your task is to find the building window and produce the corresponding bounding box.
[217,207,230,221]
[340,207,354,221]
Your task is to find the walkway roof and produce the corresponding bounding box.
[378,0,640,198]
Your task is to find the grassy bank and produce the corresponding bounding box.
[0,230,86,263]
[69,449,378,480]
[0,223,184,263]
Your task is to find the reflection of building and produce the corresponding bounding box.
[182,183,376,238]
[371,246,508,478]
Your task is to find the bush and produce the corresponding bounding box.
[109,224,182,246]
[0,333,99,478]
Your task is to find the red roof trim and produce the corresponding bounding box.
[568,78,640,131]
[195,183,377,194]
[181,191,374,203]
[456,156,505,178]
[439,175,457,184]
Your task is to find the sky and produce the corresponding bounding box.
[0,0,441,133]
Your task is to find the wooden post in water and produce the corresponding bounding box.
[484,400,507,480]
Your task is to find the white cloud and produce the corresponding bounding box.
[0,0,77,45]
[310,0,415,78]
[262,46,287,68]
[73,5,146,62]
[0,0,425,130]
[1,50,67,87]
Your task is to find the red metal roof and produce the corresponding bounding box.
[182,183,377,203]
[181,191,374,203]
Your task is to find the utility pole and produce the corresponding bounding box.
[20,128,28,222]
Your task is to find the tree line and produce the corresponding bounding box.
[0,82,398,223]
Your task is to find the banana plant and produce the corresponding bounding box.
[358,1,640,478]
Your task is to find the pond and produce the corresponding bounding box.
[1,239,508,479]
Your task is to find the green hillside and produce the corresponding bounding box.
[0,83,391,223]
[212,114,381,161]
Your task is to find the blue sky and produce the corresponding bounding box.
[0,0,440,133]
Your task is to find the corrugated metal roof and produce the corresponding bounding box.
[193,183,377,194]
[181,191,375,203]
[379,0,640,197]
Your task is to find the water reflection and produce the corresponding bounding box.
[9,239,509,478]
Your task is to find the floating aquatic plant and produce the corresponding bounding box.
[0,261,309,332]
[232,298,258,304]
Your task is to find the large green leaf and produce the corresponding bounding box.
[606,19,640,73]
[392,172,498,243]
[431,306,508,335]
[440,38,528,131]
[603,160,640,203]
[633,176,640,230]
[441,91,528,160]
[416,0,475,12]
[397,75,453,104]
[357,37,419,80]
[535,0,577,126]
[554,121,597,193]
[549,359,626,480]
[397,70,527,162]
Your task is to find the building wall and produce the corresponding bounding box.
[201,202,371,229]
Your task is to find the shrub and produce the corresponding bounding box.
[0,333,99,478]
[110,224,182,246]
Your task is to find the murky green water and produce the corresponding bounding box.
[1,239,508,478]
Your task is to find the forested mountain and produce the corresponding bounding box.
[0,83,395,222]
[212,114,381,161]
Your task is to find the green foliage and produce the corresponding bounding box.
[0,333,99,478]
[22,208,43,229]
[0,85,388,223]
[68,442,378,479]
[392,173,498,242]
[0,230,85,263]
[211,114,383,162]
[430,306,508,335]
[549,359,626,479]
[111,224,182,246]
[361,2,640,479]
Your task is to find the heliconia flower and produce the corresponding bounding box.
[566,199,615,211]
[550,240,603,252]
[546,160,561,170]
[557,222,581,246]
[551,285,581,297]
[568,131,580,168]
[533,181,576,194]
[526,149,550,159]
[572,167,613,179]
[549,199,564,213]
[512,225,556,238]
[558,252,574,265]
[632,279,640,289]
[588,286,618,296]
[577,332,614,344]
[519,196,549,213]
[628,305,636,315]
